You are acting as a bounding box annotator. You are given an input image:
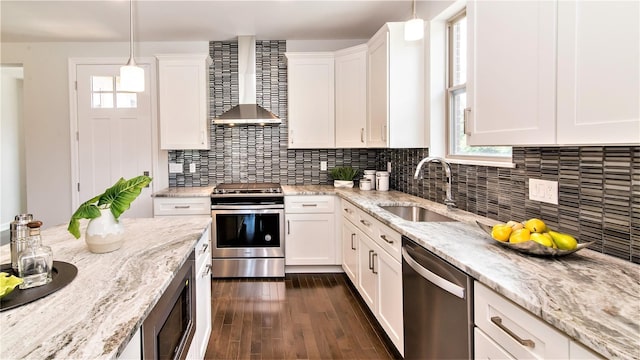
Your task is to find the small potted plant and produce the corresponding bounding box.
[330,166,359,188]
[68,175,152,253]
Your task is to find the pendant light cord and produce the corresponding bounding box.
[128,0,135,66]
[412,0,416,19]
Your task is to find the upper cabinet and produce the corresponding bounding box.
[286,52,335,149]
[367,22,426,148]
[466,0,557,146]
[157,54,211,150]
[335,44,368,148]
[556,0,639,145]
[467,0,639,146]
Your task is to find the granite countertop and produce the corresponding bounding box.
[0,217,212,359]
[153,186,214,197]
[283,185,640,360]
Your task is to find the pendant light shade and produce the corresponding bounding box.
[120,0,144,92]
[404,0,424,41]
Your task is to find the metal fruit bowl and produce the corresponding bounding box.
[475,221,594,257]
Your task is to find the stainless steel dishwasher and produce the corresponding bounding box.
[402,236,473,359]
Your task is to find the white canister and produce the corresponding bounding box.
[376,171,390,191]
[359,178,372,191]
[363,170,377,190]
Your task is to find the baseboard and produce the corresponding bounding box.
[285,265,344,274]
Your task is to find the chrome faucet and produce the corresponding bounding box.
[414,157,456,209]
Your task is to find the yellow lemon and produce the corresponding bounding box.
[491,224,512,242]
[524,218,547,233]
[509,228,531,244]
[530,232,554,247]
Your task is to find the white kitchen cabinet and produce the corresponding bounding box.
[285,53,335,149]
[475,281,570,359]
[341,219,359,285]
[153,197,211,217]
[556,0,640,145]
[367,22,425,148]
[157,54,211,150]
[474,327,515,360]
[285,196,338,265]
[193,225,212,360]
[335,44,368,148]
[570,340,604,359]
[118,327,141,360]
[466,0,557,146]
[342,199,404,356]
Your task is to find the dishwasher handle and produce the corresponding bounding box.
[402,247,466,299]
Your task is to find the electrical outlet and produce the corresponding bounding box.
[528,178,558,205]
[320,161,327,171]
[169,163,183,174]
[189,163,196,173]
[387,162,392,173]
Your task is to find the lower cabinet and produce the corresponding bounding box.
[474,281,603,359]
[118,327,141,360]
[285,196,339,266]
[192,225,212,359]
[342,199,404,356]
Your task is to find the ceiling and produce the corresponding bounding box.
[0,0,436,43]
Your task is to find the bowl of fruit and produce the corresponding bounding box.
[476,218,594,257]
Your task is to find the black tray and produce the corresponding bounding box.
[0,261,78,312]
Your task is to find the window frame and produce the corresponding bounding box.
[445,9,512,164]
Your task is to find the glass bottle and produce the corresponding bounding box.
[18,220,53,289]
[10,213,33,272]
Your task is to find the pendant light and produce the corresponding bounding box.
[404,0,424,41]
[120,0,144,92]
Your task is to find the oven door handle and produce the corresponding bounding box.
[211,204,284,210]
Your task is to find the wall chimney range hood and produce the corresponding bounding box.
[212,36,281,125]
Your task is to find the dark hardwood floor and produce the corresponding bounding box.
[205,273,398,360]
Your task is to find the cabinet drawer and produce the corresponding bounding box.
[195,226,212,270]
[341,199,359,224]
[374,223,402,262]
[356,210,378,240]
[153,197,211,216]
[475,327,515,360]
[474,282,570,359]
[285,195,335,213]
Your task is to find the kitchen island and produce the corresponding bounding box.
[0,217,211,359]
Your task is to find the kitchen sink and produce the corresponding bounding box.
[380,205,457,222]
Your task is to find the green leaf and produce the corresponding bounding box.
[97,175,152,219]
[330,167,359,181]
[66,175,152,239]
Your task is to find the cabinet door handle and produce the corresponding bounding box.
[301,204,318,207]
[199,242,209,255]
[360,128,365,143]
[360,219,371,227]
[174,205,191,209]
[290,130,294,144]
[490,316,535,348]
[380,234,393,244]
[463,107,472,135]
[372,253,378,274]
[368,250,374,270]
[343,208,353,214]
[351,233,356,250]
[201,130,206,145]
[287,220,291,235]
[382,124,387,141]
[201,264,212,277]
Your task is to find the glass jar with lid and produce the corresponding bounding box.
[18,220,53,289]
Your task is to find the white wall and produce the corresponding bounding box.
[1,66,26,231]
[0,41,208,228]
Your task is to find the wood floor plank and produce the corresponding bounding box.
[204,273,395,360]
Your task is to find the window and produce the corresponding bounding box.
[91,76,137,109]
[446,11,511,160]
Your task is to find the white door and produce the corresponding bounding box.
[75,64,153,218]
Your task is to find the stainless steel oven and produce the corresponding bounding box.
[142,249,196,360]
[211,183,285,278]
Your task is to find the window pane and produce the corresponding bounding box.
[92,76,113,92]
[92,93,113,108]
[452,16,467,86]
[116,93,138,108]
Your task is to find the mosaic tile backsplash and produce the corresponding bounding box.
[168,40,638,264]
[380,147,639,264]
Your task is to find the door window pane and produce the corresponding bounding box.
[116,93,138,108]
[92,76,113,92]
[92,93,114,108]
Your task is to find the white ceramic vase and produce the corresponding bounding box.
[85,208,125,253]
[334,180,354,188]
